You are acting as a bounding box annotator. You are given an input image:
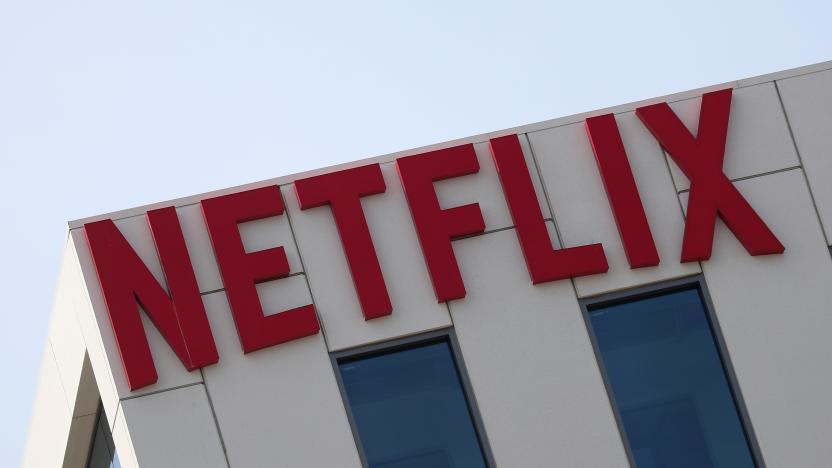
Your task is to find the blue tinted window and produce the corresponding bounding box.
[338,340,488,468]
[86,405,120,468]
[588,287,755,468]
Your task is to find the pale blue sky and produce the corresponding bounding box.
[1,0,829,463]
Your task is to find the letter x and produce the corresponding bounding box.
[636,89,784,262]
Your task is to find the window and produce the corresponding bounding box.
[335,334,490,468]
[86,404,120,468]
[586,283,757,468]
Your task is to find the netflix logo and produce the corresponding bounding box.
[84,88,784,391]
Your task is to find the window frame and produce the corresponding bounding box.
[579,275,766,468]
[330,328,496,468]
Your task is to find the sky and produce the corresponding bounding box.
[1,0,830,463]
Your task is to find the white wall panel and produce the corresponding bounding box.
[777,69,832,243]
[22,347,99,468]
[202,286,362,468]
[21,344,72,468]
[688,170,832,467]
[665,82,799,191]
[48,239,98,418]
[282,164,451,352]
[114,385,227,468]
[529,113,699,298]
[449,227,629,468]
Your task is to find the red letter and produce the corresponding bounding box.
[201,186,319,353]
[585,114,660,268]
[84,207,218,391]
[396,145,485,302]
[636,89,784,261]
[294,164,391,320]
[490,134,608,282]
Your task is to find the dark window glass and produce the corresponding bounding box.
[588,287,755,468]
[338,340,488,468]
[86,405,120,468]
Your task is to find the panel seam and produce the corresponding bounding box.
[676,165,803,195]
[118,381,202,402]
[199,371,232,468]
[773,81,830,245]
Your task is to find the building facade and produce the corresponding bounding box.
[23,61,832,468]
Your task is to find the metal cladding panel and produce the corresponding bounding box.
[201,288,362,468]
[47,238,99,418]
[21,344,72,468]
[114,385,227,468]
[684,170,832,467]
[777,68,832,244]
[450,226,630,467]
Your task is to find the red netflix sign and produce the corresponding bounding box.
[84,89,784,391]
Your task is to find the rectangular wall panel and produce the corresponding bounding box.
[113,384,227,468]
[21,344,72,468]
[688,170,832,467]
[777,68,832,244]
[48,239,98,418]
[201,285,362,468]
[449,226,630,467]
